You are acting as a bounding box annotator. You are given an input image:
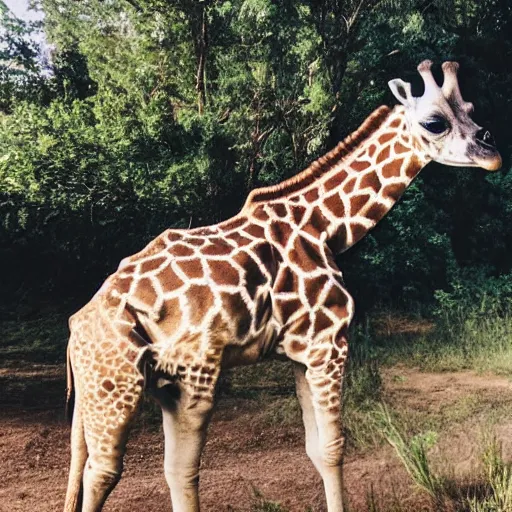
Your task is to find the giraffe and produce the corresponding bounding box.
[64,60,501,512]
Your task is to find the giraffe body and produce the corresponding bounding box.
[64,61,501,512]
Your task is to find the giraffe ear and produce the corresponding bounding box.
[388,79,414,107]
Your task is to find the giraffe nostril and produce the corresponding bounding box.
[476,128,495,147]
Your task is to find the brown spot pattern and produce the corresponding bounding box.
[221,292,251,338]
[244,223,265,238]
[304,188,319,202]
[302,211,330,238]
[269,221,293,247]
[309,346,329,367]
[140,256,167,273]
[289,315,311,336]
[350,223,367,245]
[289,238,323,272]
[376,145,391,163]
[406,157,421,178]
[351,160,371,172]
[252,243,276,275]
[221,216,247,231]
[252,207,269,221]
[254,294,272,328]
[305,275,328,306]
[382,159,403,178]
[235,251,267,298]
[273,203,288,218]
[156,265,184,291]
[327,224,348,254]
[324,170,348,191]
[378,133,395,144]
[366,202,388,222]
[383,182,406,201]
[114,276,133,295]
[177,259,203,279]
[208,260,239,285]
[290,339,307,352]
[202,239,233,256]
[291,205,307,224]
[360,172,381,192]
[160,297,182,335]
[133,278,157,307]
[170,244,194,258]
[184,237,205,247]
[275,267,299,293]
[350,194,370,215]
[278,298,302,322]
[102,379,115,392]
[324,193,345,217]
[324,286,349,317]
[186,286,214,325]
[225,232,253,246]
[343,177,356,194]
[394,142,409,154]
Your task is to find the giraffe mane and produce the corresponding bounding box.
[243,105,392,207]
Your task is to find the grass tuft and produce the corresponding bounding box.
[343,323,384,451]
[251,487,289,511]
[373,404,444,502]
[467,431,512,512]
[372,410,512,512]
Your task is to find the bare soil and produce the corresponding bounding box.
[1,363,512,512]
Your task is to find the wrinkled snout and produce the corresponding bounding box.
[469,129,502,171]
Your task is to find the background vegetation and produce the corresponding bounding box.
[0,0,511,319]
[3,4,512,510]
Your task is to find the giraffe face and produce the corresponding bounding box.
[389,60,502,171]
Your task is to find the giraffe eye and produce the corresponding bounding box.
[420,116,448,135]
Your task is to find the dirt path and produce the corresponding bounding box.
[2,364,512,511]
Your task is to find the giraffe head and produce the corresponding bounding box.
[388,60,501,171]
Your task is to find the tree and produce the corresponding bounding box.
[0,0,47,112]
[1,0,511,312]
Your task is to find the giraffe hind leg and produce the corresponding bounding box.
[66,337,144,511]
[79,375,143,512]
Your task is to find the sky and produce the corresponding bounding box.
[4,0,43,22]
[4,0,47,49]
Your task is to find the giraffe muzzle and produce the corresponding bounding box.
[468,136,502,171]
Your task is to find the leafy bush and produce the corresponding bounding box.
[1,0,512,313]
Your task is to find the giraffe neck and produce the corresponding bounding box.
[244,105,430,254]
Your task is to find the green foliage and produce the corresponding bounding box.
[1,0,512,310]
[374,416,512,512]
[374,405,444,501]
[0,2,48,111]
[251,486,289,511]
[374,304,512,375]
[468,432,512,512]
[0,311,68,363]
[435,269,512,316]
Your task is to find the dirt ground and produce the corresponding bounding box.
[1,363,512,512]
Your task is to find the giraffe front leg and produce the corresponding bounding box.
[156,376,217,512]
[293,320,348,512]
[306,359,346,512]
[293,362,322,474]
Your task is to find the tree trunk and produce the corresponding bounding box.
[196,3,208,115]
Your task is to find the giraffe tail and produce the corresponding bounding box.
[64,340,88,511]
[65,342,75,424]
